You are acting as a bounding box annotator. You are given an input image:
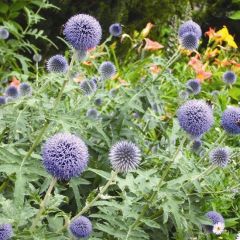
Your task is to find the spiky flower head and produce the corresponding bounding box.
[99,61,116,80]
[109,23,122,37]
[33,54,42,62]
[94,98,102,106]
[5,86,19,98]
[223,71,237,84]
[210,147,230,167]
[212,222,224,235]
[186,79,201,95]
[63,14,102,51]
[46,55,68,73]
[221,107,240,134]
[0,27,9,40]
[177,100,214,138]
[80,79,97,95]
[180,32,199,50]
[42,133,89,180]
[19,83,32,96]
[179,90,189,100]
[109,140,141,172]
[86,108,98,119]
[204,211,224,233]
[69,216,92,238]
[0,96,6,105]
[191,139,202,152]
[0,223,13,240]
[178,20,202,39]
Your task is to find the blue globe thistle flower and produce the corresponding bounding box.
[69,216,92,238]
[86,108,98,119]
[99,61,116,80]
[80,79,97,96]
[186,79,201,95]
[0,27,9,40]
[5,86,19,98]
[179,90,189,100]
[178,20,202,39]
[191,139,202,152]
[42,133,89,180]
[33,54,42,62]
[0,223,13,240]
[109,23,122,37]
[0,96,6,105]
[210,147,230,167]
[94,98,102,106]
[76,50,87,61]
[222,71,237,84]
[109,88,118,97]
[204,211,224,233]
[109,140,141,172]
[46,55,68,73]
[63,14,102,51]
[19,83,32,96]
[221,107,240,134]
[180,32,199,50]
[177,100,214,138]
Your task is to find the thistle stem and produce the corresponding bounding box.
[30,177,57,232]
[126,136,186,239]
[72,171,118,221]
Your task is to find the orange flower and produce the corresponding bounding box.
[10,76,20,87]
[204,48,219,59]
[188,56,203,72]
[149,64,161,74]
[82,61,92,66]
[143,38,164,51]
[118,78,129,86]
[196,69,212,82]
[140,23,154,38]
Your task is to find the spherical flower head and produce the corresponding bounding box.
[109,23,122,37]
[179,90,189,100]
[46,55,68,73]
[0,28,9,40]
[0,96,6,105]
[42,133,89,180]
[63,14,102,51]
[178,20,202,39]
[180,32,199,51]
[191,139,202,152]
[223,71,237,84]
[5,86,19,98]
[109,140,141,172]
[186,79,201,95]
[204,211,224,233]
[177,100,214,138]
[210,147,230,167]
[94,98,102,106]
[69,216,92,238]
[33,54,42,62]
[86,108,98,119]
[80,79,97,96]
[19,83,32,96]
[99,61,116,80]
[212,222,224,235]
[0,223,13,240]
[221,107,240,134]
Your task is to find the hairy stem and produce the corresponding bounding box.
[30,177,57,232]
[72,171,118,221]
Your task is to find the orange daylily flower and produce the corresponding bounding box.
[140,23,154,38]
[188,56,203,72]
[118,78,129,86]
[144,38,164,51]
[10,76,20,87]
[82,61,92,66]
[196,69,212,82]
[149,64,161,74]
[204,48,219,59]
[205,27,218,39]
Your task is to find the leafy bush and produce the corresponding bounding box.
[0,5,240,240]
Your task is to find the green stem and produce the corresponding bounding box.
[72,171,118,221]
[126,136,186,239]
[30,177,57,232]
